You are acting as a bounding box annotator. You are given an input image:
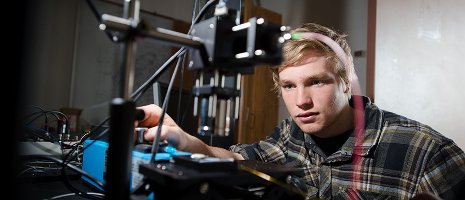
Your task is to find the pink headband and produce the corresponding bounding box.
[291,32,361,96]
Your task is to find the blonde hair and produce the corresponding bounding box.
[271,23,354,95]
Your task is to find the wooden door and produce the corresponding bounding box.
[237,0,282,144]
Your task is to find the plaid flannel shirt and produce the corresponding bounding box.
[230,96,465,199]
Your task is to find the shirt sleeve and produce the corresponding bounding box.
[229,119,292,163]
[416,140,465,199]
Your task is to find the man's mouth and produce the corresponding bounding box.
[296,112,318,123]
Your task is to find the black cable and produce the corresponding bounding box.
[60,117,109,187]
[21,155,104,199]
[23,105,47,122]
[175,54,187,124]
[131,48,187,102]
[191,0,218,30]
[60,157,104,200]
[179,90,196,127]
[25,109,50,132]
[44,110,73,150]
[47,110,70,135]
[192,0,200,25]
[23,108,73,149]
[82,118,109,142]
[62,117,110,167]
[149,55,183,163]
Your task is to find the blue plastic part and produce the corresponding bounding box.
[81,140,191,192]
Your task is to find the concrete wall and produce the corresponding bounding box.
[376,0,465,149]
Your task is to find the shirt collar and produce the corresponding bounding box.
[343,95,384,157]
[298,95,384,162]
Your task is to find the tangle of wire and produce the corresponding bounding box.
[23,106,72,147]
[22,155,104,200]
[39,0,221,199]
[19,106,103,199]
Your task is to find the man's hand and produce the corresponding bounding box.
[135,104,189,150]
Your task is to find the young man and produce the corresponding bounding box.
[136,23,465,199]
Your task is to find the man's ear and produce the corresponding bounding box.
[344,82,351,93]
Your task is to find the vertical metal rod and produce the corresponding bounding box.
[105,0,139,199]
[120,0,139,99]
[235,73,241,119]
[193,78,200,116]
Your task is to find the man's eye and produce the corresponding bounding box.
[312,80,324,86]
[282,85,293,91]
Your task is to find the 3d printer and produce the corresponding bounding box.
[95,0,306,199]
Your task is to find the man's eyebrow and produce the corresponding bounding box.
[280,72,331,82]
[278,79,292,85]
[280,74,332,87]
[306,73,331,80]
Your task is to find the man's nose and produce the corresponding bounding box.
[296,87,312,108]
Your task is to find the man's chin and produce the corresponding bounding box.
[297,123,323,134]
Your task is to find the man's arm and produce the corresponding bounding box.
[183,133,244,160]
[137,104,244,160]
[417,141,465,199]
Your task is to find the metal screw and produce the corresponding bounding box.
[199,182,209,194]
